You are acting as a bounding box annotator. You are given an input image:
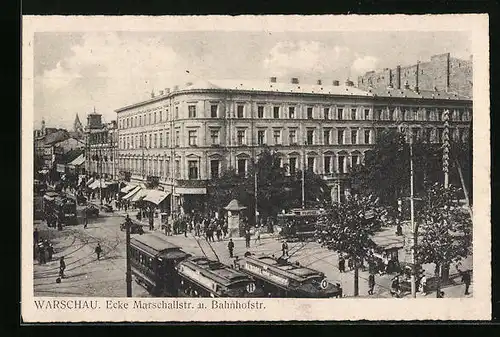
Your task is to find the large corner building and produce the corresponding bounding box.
[115,74,472,214]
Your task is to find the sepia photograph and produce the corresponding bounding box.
[21,15,490,322]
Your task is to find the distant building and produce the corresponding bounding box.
[71,113,85,139]
[357,53,473,98]
[115,77,471,214]
[84,111,118,180]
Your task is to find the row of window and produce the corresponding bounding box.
[119,125,469,150]
[118,104,471,130]
[118,128,374,150]
[118,152,365,181]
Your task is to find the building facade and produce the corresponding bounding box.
[357,53,473,99]
[85,112,118,179]
[115,78,472,213]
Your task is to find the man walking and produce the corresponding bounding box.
[254,226,261,245]
[95,243,103,261]
[245,230,251,248]
[281,240,289,257]
[59,256,66,278]
[368,273,375,295]
[461,270,471,295]
[228,239,235,258]
[338,255,345,273]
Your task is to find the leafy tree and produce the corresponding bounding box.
[207,168,252,217]
[316,194,387,296]
[350,129,470,208]
[415,183,472,297]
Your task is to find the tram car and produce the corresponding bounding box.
[277,208,325,242]
[129,234,190,296]
[235,252,342,298]
[129,233,264,298]
[176,257,264,298]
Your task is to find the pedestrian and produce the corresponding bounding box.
[149,215,154,231]
[33,228,39,244]
[245,230,251,248]
[228,239,235,258]
[338,255,345,273]
[419,275,428,295]
[461,270,471,295]
[38,244,46,264]
[368,274,375,295]
[390,275,400,297]
[254,226,261,245]
[282,240,289,257]
[437,291,445,298]
[396,223,403,236]
[47,242,54,261]
[59,256,66,278]
[184,222,188,237]
[95,243,102,261]
[216,225,222,241]
[336,283,343,298]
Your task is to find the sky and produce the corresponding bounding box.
[33,31,471,130]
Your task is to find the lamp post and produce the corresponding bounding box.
[399,123,417,298]
[125,215,132,297]
[302,141,306,209]
[98,150,103,205]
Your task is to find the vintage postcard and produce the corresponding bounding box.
[21,14,490,322]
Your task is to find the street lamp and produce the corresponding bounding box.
[302,141,306,209]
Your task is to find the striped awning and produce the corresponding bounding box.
[131,188,150,202]
[143,190,170,205]
[122,186,141,200]
[120,184,136,194]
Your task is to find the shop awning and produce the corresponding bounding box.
[68,154,85,167]
[120,184,137,194]
[38,169,49,174]
[143,190,170,205]
[131,188,150,202]
[175,187,207,195]
[371,228,405,250]
[86,177,95,186]
[88,179,109,190]
[122,186,141,200]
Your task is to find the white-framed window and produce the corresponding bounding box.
[351,129,358,144]
[307,107,313,119]
[324,107,329,120]
[351,108,357,120]
[188,130,197,146]
[307,157,315,172]
[257,106,264,118]
[273,106,280,119]
[364,109,370,120]
[257,130,265,145]
[364,130,371,144]
[188,105,197,118]
[289,157,297,175]
[289,129,297,145]
[289,106,295,119]
[323,130,330,145]
[188,160,199,179]
[338,129,345,145]
[237,105,244,118]
[337,108,343,120]
[324,156,332,174]
[273,129,281,145]
[211,105,218,118]
[306,129,314,145]
[237,158,247,176]
[210,160,220,179]
[237,129,246,145]
[210,129,220,145]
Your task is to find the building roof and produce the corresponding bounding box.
[43,130,69,146]
[367,87,471,101]
[183,79,374,97]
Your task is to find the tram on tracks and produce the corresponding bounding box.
[129,234,190,296]
[235,252,342,298]
[176,256,264,298]
[42,192,78,226]
[129,234,264,298]
[278,208,325,241]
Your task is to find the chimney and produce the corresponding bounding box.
[159,90,164,95]
[404,80,410,90]
[165,88,170,94]
[414,61,420,92]
[151,90,155,98]
[396,65,401,89]
[332,80,340,86]
[270,77,277,83]
[173,85,179,91]
[317,79,322,85]
[291,77,299,84]
[345,79,354,87]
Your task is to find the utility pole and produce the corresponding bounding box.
[125,216,132,297]
[254,167,258,225]
[409,127,417,298]
[302,141,306,209]
[443,110,450,189]
[99,150,103,205]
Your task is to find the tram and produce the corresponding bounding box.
[129,234,264,298]
[235,253,342,298]
[129,234,191,296]
[42,192,77,226]
[176,256,264,298]
[277,208,325,241]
